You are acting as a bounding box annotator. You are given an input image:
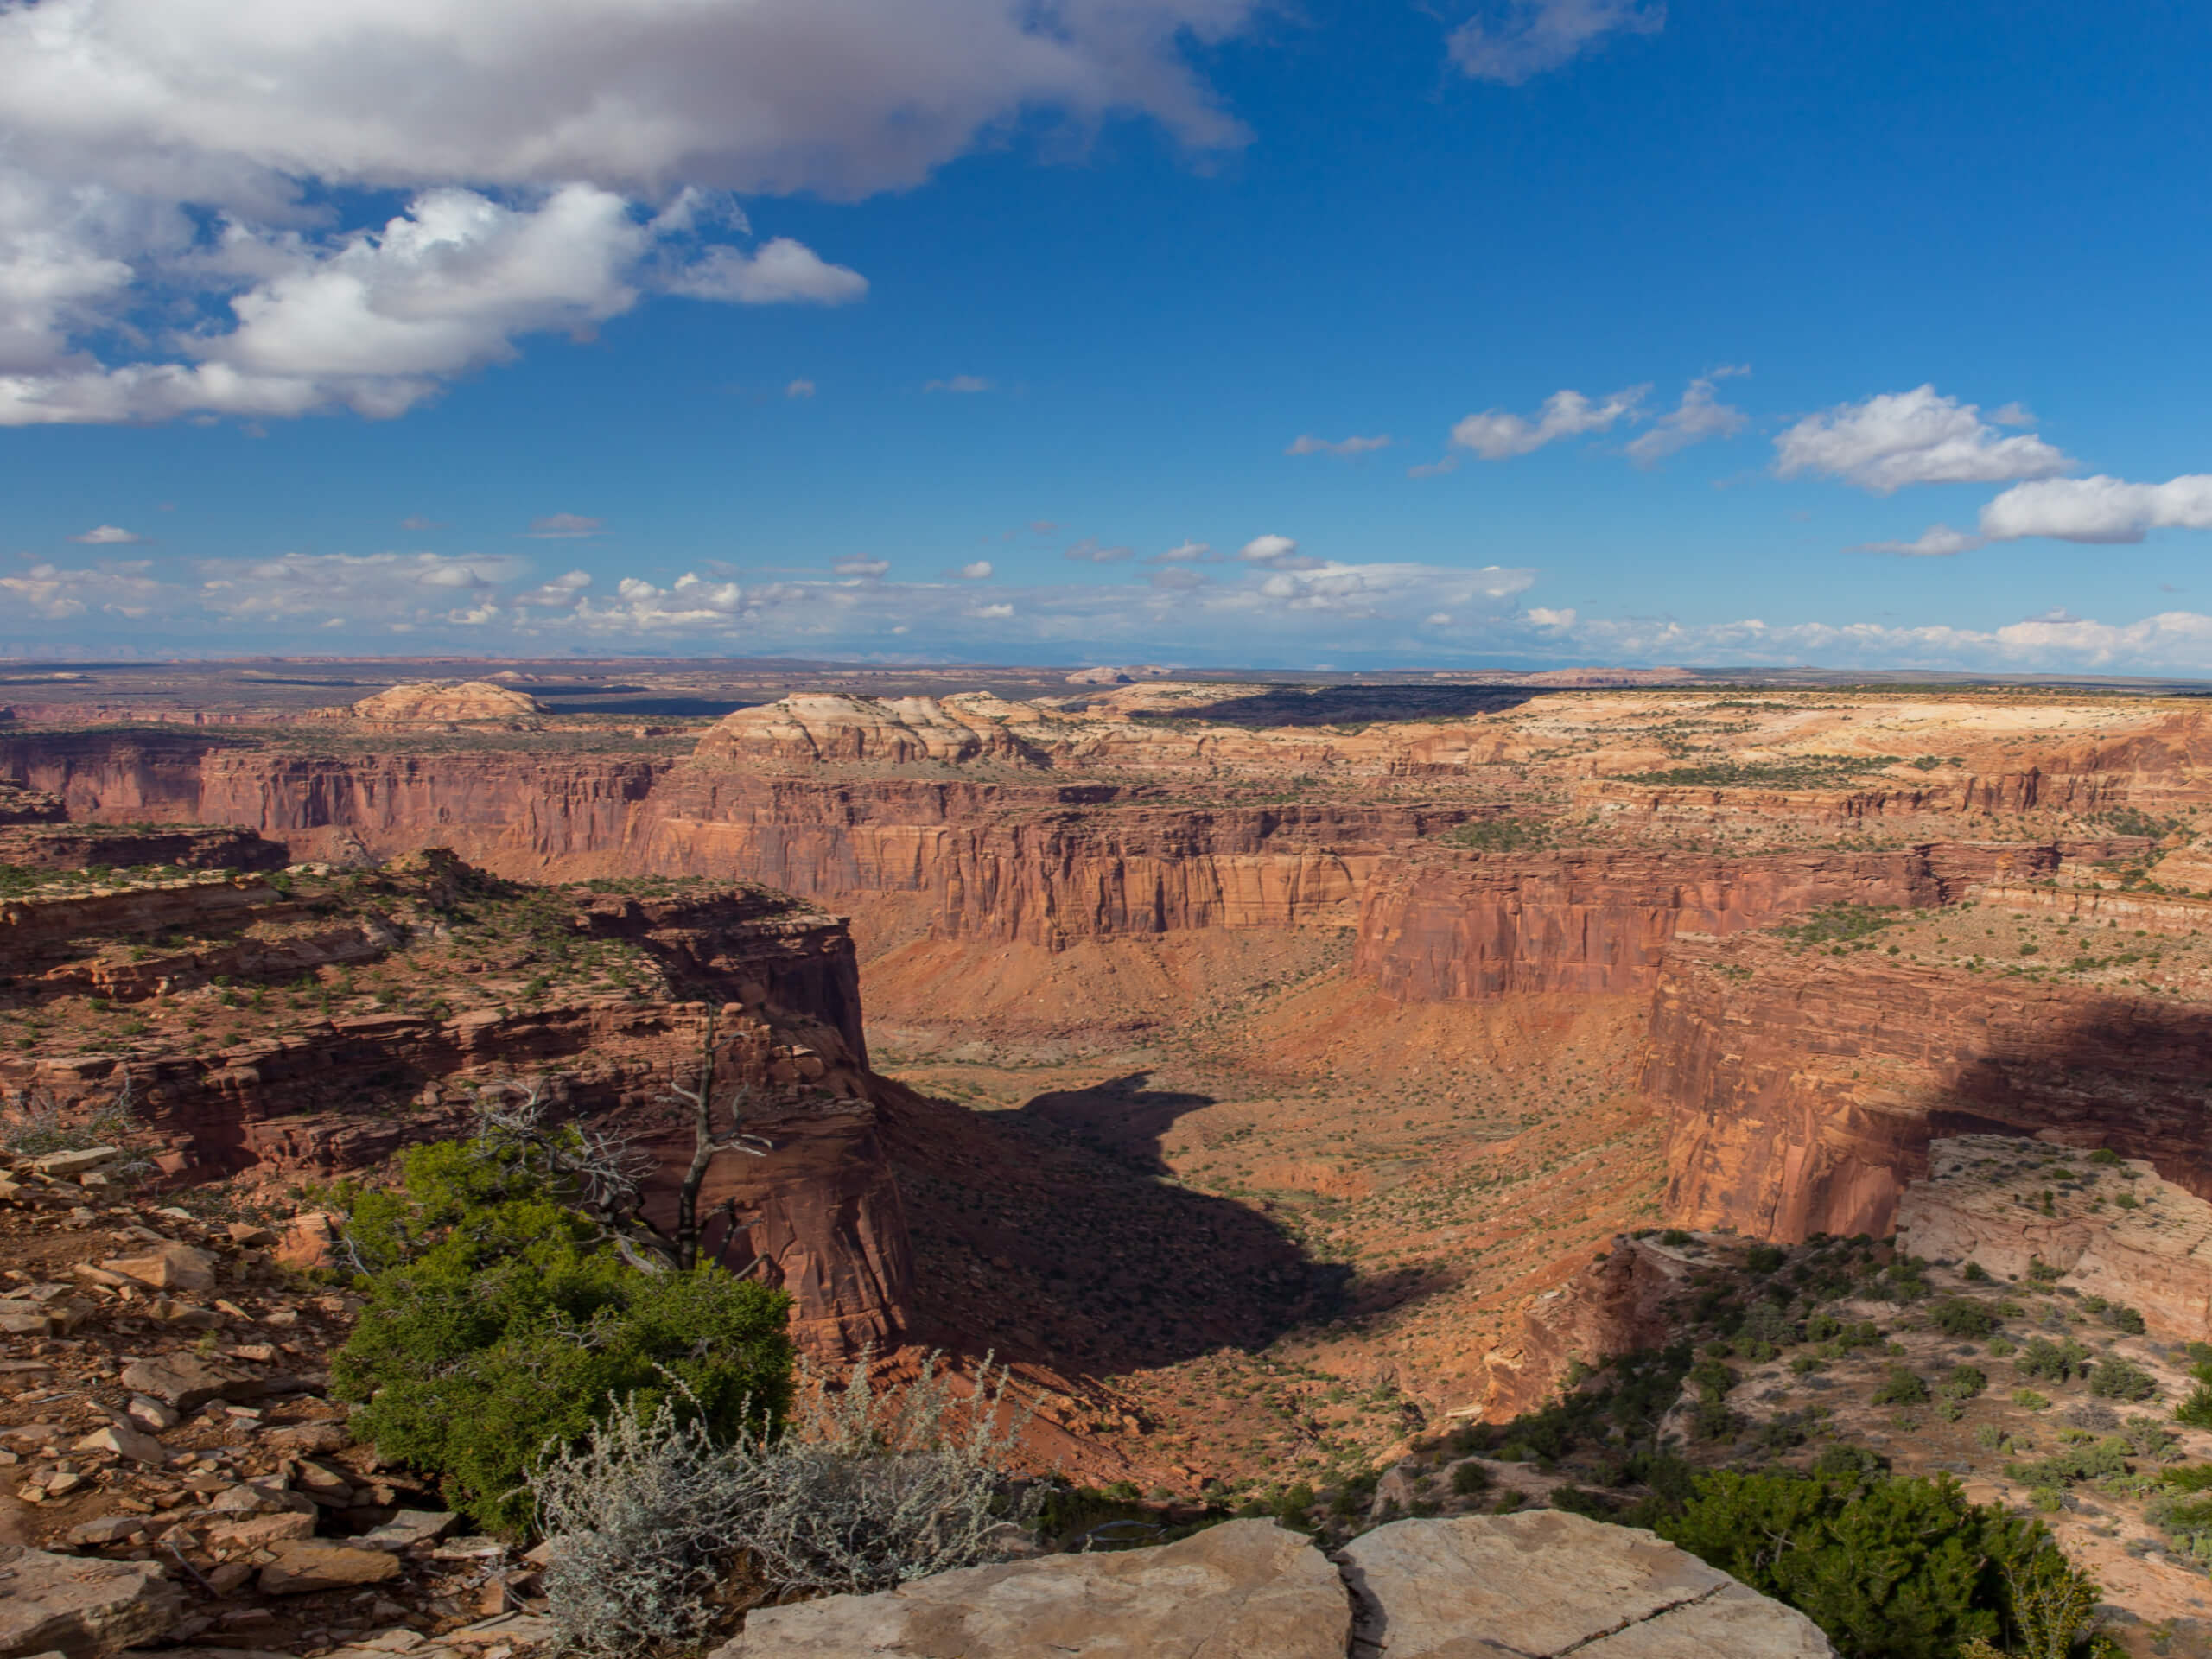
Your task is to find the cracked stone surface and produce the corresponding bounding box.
[1334,1511,1833,1658]
[715,1519,1351,1657]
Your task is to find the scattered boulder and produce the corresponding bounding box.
[63,1518,150,1548]
[257,1543,402,1596]
[71,1426,167,1468]
[715,1520,1348,1658]
[124,1398,180,1434]
[118,1356,265,1413]
[273,1213,340,1273]
[1335,1511,1833,1658]
[30,1148,120,1179]
[99,1245,216,1294]
[202,1514,317,1551]
[0,1544,186,1658]
[356,1512,458,1553]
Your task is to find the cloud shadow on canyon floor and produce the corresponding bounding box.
[1128,683,1540,729]
[885,1072,1354,1374]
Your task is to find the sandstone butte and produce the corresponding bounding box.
[7,677,2212,1418]
[345,680,549,728]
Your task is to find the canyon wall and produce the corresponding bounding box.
[1351,841,2086,1003]
[2,869,909,1359]
[1649,935,2212,1242]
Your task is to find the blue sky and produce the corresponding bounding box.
[3,0,2211,671]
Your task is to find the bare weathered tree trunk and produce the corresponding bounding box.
[470,1003,772,1272]
[663,1004,772,1272]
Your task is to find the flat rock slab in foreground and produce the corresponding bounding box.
[1337,1510,1834,1657]
[719,1518,1349,1658]
[0,1544,185,1659]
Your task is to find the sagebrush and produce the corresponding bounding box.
[532,1349,1039,1657]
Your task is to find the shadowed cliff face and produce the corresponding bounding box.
[1649,934,2212,1242]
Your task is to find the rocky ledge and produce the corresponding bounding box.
[716,1512,1831,1658]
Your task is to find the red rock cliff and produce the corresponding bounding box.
[1351,842,2087,1002]
[1648,934,2212,1242]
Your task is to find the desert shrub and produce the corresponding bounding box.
[1928,1298,1999,1338]
[1961,1261,1992,1282]
[1752,1413,1810,1454]
[1872,1366,1929,1406]
[2145,1474,2212,1567]
[1739,1298,1796,1346]
[2015,1338,2093,1383]
[1988,1336,2018,1358]
[1691,1398,1740,1443]
[1445,817,1556,854]
[2088,1357,2158,1402]
[0,1086,140,1157]
[2014,1389,2053,1411]
[1688,1357,1739,1401]
[2005,1438,2130,1490]
[1940,1365,1988,1401]
[1744,1243,1789,1274]
[2120,1417,2179,1460]
[1450,1460,1492,1496]
[1548,1484,1617,1518]
[532,1352,1036,1656]
[332,1135,792,1530]
[2174,1383,2212,1430]
[1657,1465,2070,1659]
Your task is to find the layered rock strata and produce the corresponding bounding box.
[2,868,910,1358]
[1351,841,2107,1002]
[1650,935,2212,1240]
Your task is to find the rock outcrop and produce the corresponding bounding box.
[1476,1236,1691,1420]
[719,1519,1350,1658]
[348,681,547,728]
[1897,1135,2212,1340]
[1337,1511,1832,1658]
[1649,935,2212,1240]
[717,1513,1831,1658]
[3,863,913,1359]
[0,1544,186,1657]
[1351,842,2088,1003]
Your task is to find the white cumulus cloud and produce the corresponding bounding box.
[70,524,147,544]
[660,238,865,305]
[1238,533,1322,570]
[1625,370,1748,467]
[1977,474,2212,545]
[0,0,1263,423]
[1446,385,1648,462]
[1773,385,2072,494]
[1448,0,1665,85]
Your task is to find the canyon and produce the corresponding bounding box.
[7,664,2212,1497]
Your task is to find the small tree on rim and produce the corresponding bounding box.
[472,1003,773,1273]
